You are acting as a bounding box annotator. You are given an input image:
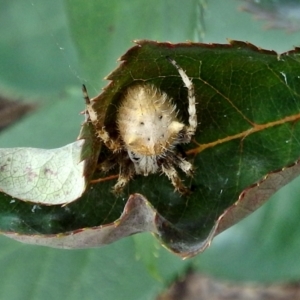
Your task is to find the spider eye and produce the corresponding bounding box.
[177,129,186,140]
[128,151,141,162]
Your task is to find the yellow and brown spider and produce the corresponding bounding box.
[84,58,197,194]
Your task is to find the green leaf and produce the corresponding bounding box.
[0,141,84,205]
[2,40,300,258]
[0,121,99,205]
[0,0,79,97]
[0,235,170,300]
[86,40,300,256]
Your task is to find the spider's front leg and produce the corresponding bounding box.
[82,84,122,153]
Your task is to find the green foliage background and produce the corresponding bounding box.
[0,0,300,299]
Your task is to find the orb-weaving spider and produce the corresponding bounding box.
[83,58,197,194]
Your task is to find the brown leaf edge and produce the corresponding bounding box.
[3,160,300,258]
[3,193,158,249]
[151,162,300,259]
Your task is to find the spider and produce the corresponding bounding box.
[83,58,197,195]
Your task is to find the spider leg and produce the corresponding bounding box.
[161,162,190,195]
[112,157,135,195]
[98,153,118,173]
[82,84,98,123]
[177,158,194,177]
[165,150,194,177]
[98,127,123,153]
[167,58,197,141]
[82,85,123,152]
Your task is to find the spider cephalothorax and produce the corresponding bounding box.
[84,58,197,194]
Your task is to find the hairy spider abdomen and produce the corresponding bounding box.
[117,84,184,156]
